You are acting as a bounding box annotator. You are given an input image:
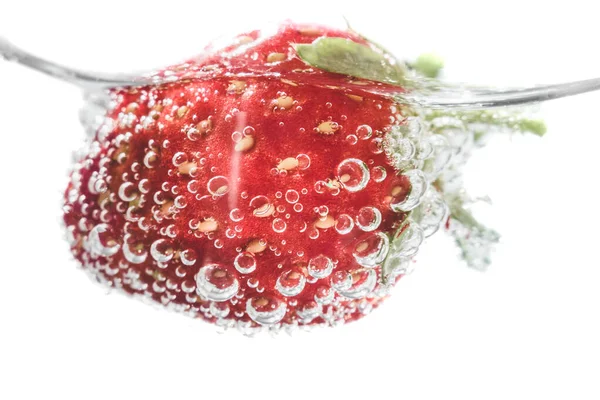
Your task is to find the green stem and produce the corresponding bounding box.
[425,109,547,137]
[446,196,500,271]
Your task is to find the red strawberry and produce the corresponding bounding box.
[63,22,448,332]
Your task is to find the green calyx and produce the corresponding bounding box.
[294,37,406,85]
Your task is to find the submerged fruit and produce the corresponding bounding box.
[63,22,541,333]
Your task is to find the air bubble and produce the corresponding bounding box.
[150,239,174,263]
[181,280,195,293]
[314,181,327,194]
[187,180,200,193]
[195,264,240,302]
[346,134,358,145]
[138,179,150,194]
[413,189,448,237]
[386,136,415,162]
[316,205,329,218]
[118,182,137,201]
[403,117,423,136]
[353,232,390,268]
[335,214,354,235]
[296,301,321,323]
[356,206,382,232]
[369,138,384,154]
[331,271,353,292]
[250,195,273,217]
[172,152,188,166]
[334,269,377,299]
[337,158,370,192]
[207,176,230,196]
[272,218,287,233]
[423,135,452,179]
[143,151,159,168]
[180,249,197,266]
[187,127,201,141]
[390,170,428,212]
[296,154,311,169]
[246,297,287,325]
[154,192,168,206]
[285,189,299,204]
[231,131,242,142]
[229,208,244,222]
[308,255,334,279]
[88,224,120,257]
[415,139,434,160]
[391,221,424,258]
[122,235,147,264]
[174,195,187,209]
[209,302,230,318]
[234,252,257,274]
[314,286,334,305]
[276,270,306,296]
[356,124,373,140]
[372,166,387,183]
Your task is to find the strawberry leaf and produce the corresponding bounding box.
[294,37,405,85]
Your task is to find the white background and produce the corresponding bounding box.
[1,1,599,399]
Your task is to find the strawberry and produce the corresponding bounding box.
[63,22,537,332]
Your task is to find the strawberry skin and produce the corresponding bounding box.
[63,23,431,332]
